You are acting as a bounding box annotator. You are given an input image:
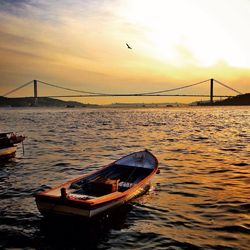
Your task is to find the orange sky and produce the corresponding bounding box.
[0,0,249,104]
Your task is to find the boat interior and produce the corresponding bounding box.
[69,164,153,198]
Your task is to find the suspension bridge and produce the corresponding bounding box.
[2,78,242,104]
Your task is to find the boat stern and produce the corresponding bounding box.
[35,192,92,218]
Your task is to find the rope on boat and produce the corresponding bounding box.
[22,141,25,155]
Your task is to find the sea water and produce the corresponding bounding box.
[0,106,249,249]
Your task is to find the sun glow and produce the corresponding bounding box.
[121,0,250,67]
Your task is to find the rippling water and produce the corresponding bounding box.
[0,106,249,249]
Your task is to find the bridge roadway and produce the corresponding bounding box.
[40,94,233,98]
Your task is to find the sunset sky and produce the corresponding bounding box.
[0,0,249,104]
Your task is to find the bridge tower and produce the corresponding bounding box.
[210,78,214,104]
[34,79,38,105]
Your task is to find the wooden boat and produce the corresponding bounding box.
[35,150,159,218]
[0,132,25,160]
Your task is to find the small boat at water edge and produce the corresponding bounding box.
[35,150,159,219]
[0,132,25,160]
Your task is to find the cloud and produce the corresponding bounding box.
[0,0,249,102]
[174,44,198,65]
[0,1,117,82]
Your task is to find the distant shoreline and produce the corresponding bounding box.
[0,93,249,107]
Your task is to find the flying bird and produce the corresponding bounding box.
[126,43,132,49]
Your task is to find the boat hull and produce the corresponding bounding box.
[36,184,150,218]
[0,146,16,160]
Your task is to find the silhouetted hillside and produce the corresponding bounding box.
[213,93,250,105]
[0,96,97,107]
[197,93,250,106]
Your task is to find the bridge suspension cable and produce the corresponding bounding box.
[213,79,242,95]
[38,79,212,96]
[2,80,33,97]
[38,80,109,95]
[139,79,211,95]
